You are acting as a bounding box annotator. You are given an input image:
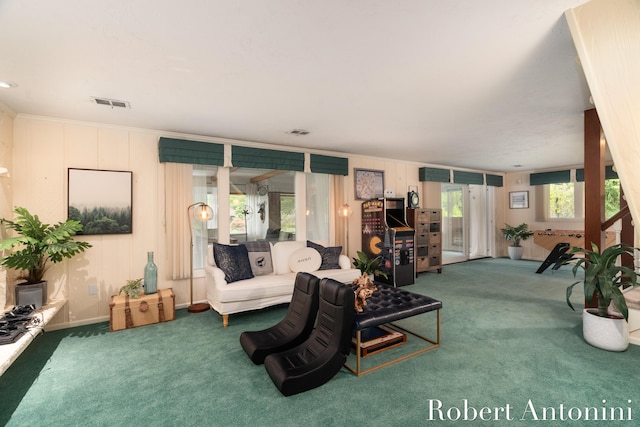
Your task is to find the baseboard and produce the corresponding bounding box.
[45,301,201,331]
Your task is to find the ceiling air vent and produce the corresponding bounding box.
[92,97,130,109]
[287,129,310,136]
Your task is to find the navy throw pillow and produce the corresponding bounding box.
[307,241,342,270]
[213,243,254,283]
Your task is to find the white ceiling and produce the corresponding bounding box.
[0,0,595,173]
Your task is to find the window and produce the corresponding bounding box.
[548,183,576,219]
[192,165,217,269]
[229,168,296,242]
[604,179,620,219]
[537,179,620,221]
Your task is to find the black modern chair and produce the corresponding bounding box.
[263,278,355,396]
[239,272,320,364]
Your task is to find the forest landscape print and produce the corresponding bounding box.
[68,168,132,235]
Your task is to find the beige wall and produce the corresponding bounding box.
[9,114,475,328]
[11,116,172,327]
[0,103,15,310]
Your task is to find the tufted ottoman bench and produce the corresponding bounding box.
[346,283,442,376]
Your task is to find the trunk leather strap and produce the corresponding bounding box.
[124,295,133,329]
[158,290,165,322]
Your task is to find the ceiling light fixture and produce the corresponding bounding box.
[0,81,18,89]
[91,97,131,109]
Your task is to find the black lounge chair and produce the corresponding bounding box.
[239,272,320,364]
[263,278,355,396]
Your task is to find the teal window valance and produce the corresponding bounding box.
[486,174,503,187]
[529,170,571,186]
[232,146,304,171]
[158,137,224,166]
[453,171,483,185]
[419,167,450,183]
[309,154,349,175]
[575,165,618,182]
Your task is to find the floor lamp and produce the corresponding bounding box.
[338,203,353,257]
[187,202,214,313]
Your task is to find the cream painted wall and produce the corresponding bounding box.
[9,115,451,328]
[11,117,181,328]
[0,103,15,310]
[503,171,587,262]
[341,157,423,259]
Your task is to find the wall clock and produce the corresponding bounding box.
[408,191,419,208]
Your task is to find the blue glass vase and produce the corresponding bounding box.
[144,251,158,294]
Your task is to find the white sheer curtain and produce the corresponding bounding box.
[192,171,209,269]
[164,162,192,280]
[245,182,260,241]
[306,173,331,243]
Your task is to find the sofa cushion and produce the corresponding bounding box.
[216,273,297,303]
[289,247,322,273]
[272,241,306,275]
[243,241,274,276]
[307,241,342,270]
[213,243,254,283]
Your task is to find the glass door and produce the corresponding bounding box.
[441,184,466,264]
[441,183,494,264]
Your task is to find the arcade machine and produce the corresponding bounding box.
[361,197,415,286]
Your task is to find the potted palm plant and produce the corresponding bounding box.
[352,251,388,280]
[564,243,638,351]
[500,223,534,260]
[0,206,92,307]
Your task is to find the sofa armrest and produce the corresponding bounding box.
[204,263,228,302]
[338,254,352,270]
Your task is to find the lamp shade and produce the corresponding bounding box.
[338,203,352,218]
[190,202,214,221]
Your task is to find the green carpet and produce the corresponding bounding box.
[1,258,639,426]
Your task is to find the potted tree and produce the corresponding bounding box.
[500,223,534,260]
[564,243,638,351]
[0,206,92,307]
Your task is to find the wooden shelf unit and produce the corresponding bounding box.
[406,208,442,274]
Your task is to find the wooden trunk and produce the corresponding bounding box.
[110,288,175,331]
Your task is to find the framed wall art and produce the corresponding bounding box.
[509,191,529,209]
[68,168,133,235]
[354,168,384,200]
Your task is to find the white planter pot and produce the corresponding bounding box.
[507,246,523,260]
[582,309,629,352]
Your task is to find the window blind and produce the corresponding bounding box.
[453,171,483,185]
[232,146,304,171]
[485,174,503,187]
[419,167,451,183]
[158,137,224,166]
[575,165,618,182]
[309,154,349,175]
[529,170,571,186]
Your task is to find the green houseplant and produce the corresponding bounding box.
[0,207,92,297]
[500,223,534,260]
[352,250,388,279]
[564,243,639,351]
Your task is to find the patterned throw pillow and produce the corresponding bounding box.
[242,241,274,276]
[213,243,254,283]
[307,241,342,270]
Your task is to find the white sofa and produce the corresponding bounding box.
[205,240,360,327]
